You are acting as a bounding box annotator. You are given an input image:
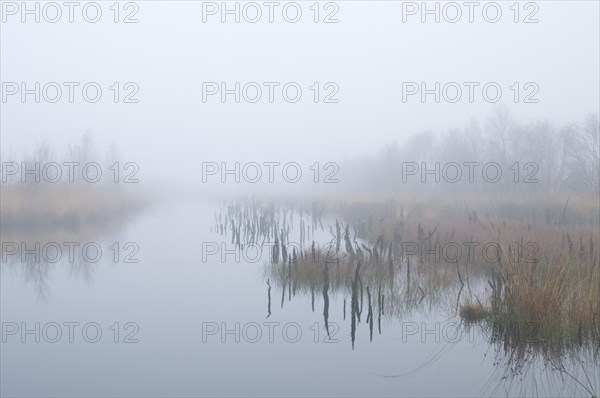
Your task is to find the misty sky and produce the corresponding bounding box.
[1,1,599,183]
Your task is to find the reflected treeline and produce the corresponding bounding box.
[1,189,145,299]
[1,218,140,300]
[1,136,148,299]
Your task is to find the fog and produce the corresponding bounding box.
[2,2,600,397]
[2,1,598,188]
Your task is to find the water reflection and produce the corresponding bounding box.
[0,186,146,299]
[213,199,600,396]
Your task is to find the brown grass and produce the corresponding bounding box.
[0,184,148,240]
[245,192,600,352]
[460,301,490,323]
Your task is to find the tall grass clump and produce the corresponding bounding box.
[487,246,600,355]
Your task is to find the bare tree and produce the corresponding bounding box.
[562,113,599,194]
[67,132,96,183]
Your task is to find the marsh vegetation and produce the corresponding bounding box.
[0,135,149,298]
[1,134,148,235]
[212,191,600,395]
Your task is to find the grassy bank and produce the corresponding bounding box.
[217,193,600,355]
[0,184,148,239]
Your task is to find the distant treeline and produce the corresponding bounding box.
[339,108,599,195]
[1,134,123,186]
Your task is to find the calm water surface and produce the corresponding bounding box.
[1,197,597,397]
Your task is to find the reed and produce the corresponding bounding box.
[218,193,600,355]
[0,184,147,238]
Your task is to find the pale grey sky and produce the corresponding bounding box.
[2,1,599,183]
